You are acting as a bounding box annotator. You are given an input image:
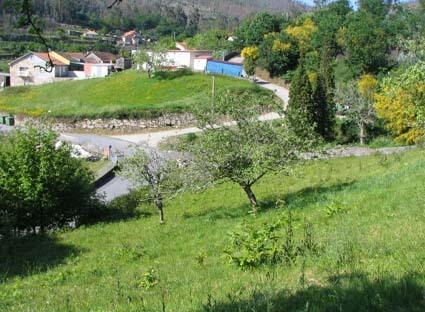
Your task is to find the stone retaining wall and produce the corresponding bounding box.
[6,112,197,132]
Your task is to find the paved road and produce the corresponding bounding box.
[60,133,137,201]
[112,112,282,147]
[255,78,289,108]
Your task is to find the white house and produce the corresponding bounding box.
[122,30,143,46]
[84,52,117,78]
[85,63,114,78]
[83,30,99,39]
[134,42,212,72]
[9,52,69,86]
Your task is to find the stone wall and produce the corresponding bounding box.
[9,112,197,132]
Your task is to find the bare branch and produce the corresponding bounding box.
[20,0,53,72]
[107,0,123,9]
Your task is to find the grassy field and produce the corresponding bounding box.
[1,150,424,311]
[0,71,254,119]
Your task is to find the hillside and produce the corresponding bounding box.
[0,0,304,25]
[0,71,255,118]
[1,150,424,311]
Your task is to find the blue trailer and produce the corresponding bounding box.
[206,60,245,78]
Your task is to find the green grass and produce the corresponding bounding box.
[1,150,425,311]
[85,159,113,180]
[0,70,254,119]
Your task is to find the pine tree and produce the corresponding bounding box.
[313,73,334,140]
[286,61,316,137]
[313,47,336,141]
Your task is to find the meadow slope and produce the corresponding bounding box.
[0,71,254,119]
[0,150,424,311]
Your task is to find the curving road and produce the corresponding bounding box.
[2,80,289,202]
[66,80,290,201]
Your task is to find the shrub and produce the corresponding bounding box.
[224,211,320,269]
[0,127,98,235]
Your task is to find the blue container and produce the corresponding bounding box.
[206,60,244,78]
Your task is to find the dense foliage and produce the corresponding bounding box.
[375,62,425,144]
[0,127,97,236]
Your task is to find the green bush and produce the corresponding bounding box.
[0,127,97,235]
[224,211,319,269]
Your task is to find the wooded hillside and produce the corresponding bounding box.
[0,0,305,32]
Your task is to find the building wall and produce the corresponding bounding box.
[55,65,69,77]
[193,59,208,72]
[10,55,56,86]
[143,51,212,70]
[165,51,192,68]
[68,71,86,79]
[85,54,102,64]
[86,64,113,78]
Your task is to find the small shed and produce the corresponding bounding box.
[0,72,10,88]
[115,57,132,71]
[84,63,113,78]
[206,60,244,78]
[194,55,212,72]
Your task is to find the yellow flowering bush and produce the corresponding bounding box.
[241,46,260,61]
[285,17,317,52]
[358,74,378,100]
[375,62,425,144]
[272,40,291,53]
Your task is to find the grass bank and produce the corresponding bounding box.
[0,71,254,119]
[1,150,424,311]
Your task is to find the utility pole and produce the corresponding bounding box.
[212,76,215,106]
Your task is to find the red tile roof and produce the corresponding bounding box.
[87,52,117,63]
[123,30,137,37]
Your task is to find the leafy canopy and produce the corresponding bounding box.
[375,62,425,144]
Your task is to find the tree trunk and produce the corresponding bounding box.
[155,196,165,224]
[242,184,258,214]
[359,123,366,145]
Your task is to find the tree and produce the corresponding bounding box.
[358,0,388,18]
[0,127,96,235]
[132,43,169,78]
[118,147,182,224]
[259,32,298,78]
[285,17,318,55]
[375,62,425,144]
[312,0,351,57]
[336,75,378,145]
[314,47,336,140]
[286,61,317,137]
[340,10,389,74]
[187,29,231,51]
[188,88,315,213]
[234,12,281,49]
